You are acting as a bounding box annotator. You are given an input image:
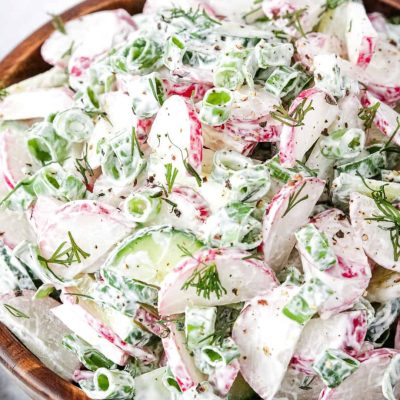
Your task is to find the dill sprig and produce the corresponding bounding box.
[282,8,306,37]
[165,163,179,193]
[358,102,380,130]
[38,231,90,268]
[271,98,314,127]
[0,88,8,101]
[165,7,221,26]
[282,182,309,218]
[178,245,227,300]
[182,263,227,300]
[75,144,94,186]
[358,173,400,261]
[381,117,400,154]
[48,13,66,34]
[3,304,29,319]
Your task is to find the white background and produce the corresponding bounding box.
[0,0,81,59]
[0,3,83,400]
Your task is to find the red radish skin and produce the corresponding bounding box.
[208,359,240,396]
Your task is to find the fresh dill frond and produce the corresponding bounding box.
[3,304,29,319]
[358,102,380,130]
[74,144,94,186]
[48,13,66,34]
[271,98,314,127]
[282,182,309,218]
[165,163,179,193]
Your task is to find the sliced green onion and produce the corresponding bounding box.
[255,40,294,68]
[214,48,249,90]
[163,35,186,71]
[335,150,386,178]
[100,128,146,186]
[32,164,86,201]
[196,337,240,374]
[282,278,334,325]
[185,306,217,350]
[264,66,300,98]
[199,88,233,126]
[109,37,163,75]
[81,368,135,400]
[312,349,360,388]
[321,128,366,160]
[295,224,337,271]
[123,187,161,223]
[53,108,94,142]
[229,164,271,203]
[211,150,253,183]
[63,334,115,372]
[162,367,182,394]
[203,202,262,250]
[26,122,69,164]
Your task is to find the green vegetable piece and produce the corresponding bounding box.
[163,35,186,71]
[53,108,94,142]
[295,224,337,271]
[110,37,163,75]
[26,122,69,164]
[211,150,253,183]
[335,150,386,178]
[255,40,294,68]
[162,367,182,394]
[63,334,115,371]
[282,278,334,324]
[199,87,233,126]
[214,48,249,90]
[321,128,365,160]
[312,349,360,388]
[100,128,146,186]
[185,306,217,350]
[123,187,161,224]
[264,66,300,98]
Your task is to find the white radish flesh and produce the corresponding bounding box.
[158,248,278,316]
[232,286,304,400]
[279,88,338,167]
[0,88,74,120]
[262,177,325,273]
[350,193,400,272]
[300,208,371,318]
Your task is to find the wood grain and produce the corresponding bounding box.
[0,0,399,399]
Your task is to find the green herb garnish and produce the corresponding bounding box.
[271,98,314,127]
[282,181,309,218]
[38,231,90,268]
[74,144,94,186]
[3,304,29,319]
[165,163,179,193]
[358,102,380,130]
[48,13,66,34]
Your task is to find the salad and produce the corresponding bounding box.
[0,0,400,399]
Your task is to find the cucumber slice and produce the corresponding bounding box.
[102,225,204,286]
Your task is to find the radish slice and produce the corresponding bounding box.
[0,88,74,120]
[41,10,136,69]
[158,248,278,316]
[143,0,203,14]
[276,366,325,400]
[164,79,212,102]
[51,302,129,366]
[262,177,325,273]
[29,196,64,236]
[0,127,36,189]
[295,33,346,70]
[367,266,400,303]
[345,2,377,68]
[60,294,156,363]
[153,186,211,234]
[350,193,400,272]
[319,348,400,399]
[0,291,79,380]
[291,311,367,374]
[135,367,172,400]
[202,124,257,156]
[232,286,304,400]
[162,321,206,392]
[209,359,240,397]
[148,95,203,174]
[279,88,338,167]
[38,200,133,279]
[299,208,371,318]
[100,91,137,132]
[0,210,35,249]
[262,0,326,37]
[361,91,400,146]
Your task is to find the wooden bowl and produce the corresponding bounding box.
[0,0,399,399]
